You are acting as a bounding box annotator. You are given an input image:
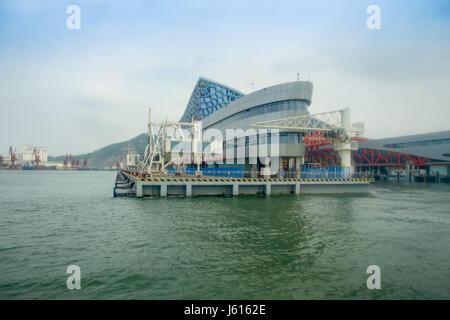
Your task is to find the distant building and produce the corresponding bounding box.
[126,153,140,167]
[355,131,450,176]
[21,145,48,163]
[1,155,11,163]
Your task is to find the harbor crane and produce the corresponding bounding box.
[251,108,364,174]
[121,145,138,168]
[68,154,79,168]
[116,156,124,170]
[9,146,17,167]
[63,154,69,169]
[63,154,79,169]
[32,148,41,167]
[82,154,89,168]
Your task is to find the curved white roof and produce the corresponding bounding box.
[202,81,313,129]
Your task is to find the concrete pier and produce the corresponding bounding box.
[113,172,136,197]
[114,171,373,198]
[232,184,239,196]
[265,184,271,196]
[161,184,167,197]
[186,184,192,197]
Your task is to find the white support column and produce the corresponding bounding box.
[251,164,257,178]
[136,181,143,198]
[232,184,239,196]
[336,108,357,178]
[295,182,300,194]
[336,141,356,179]
[160,184,167,197]
[265,183,271,196]
[186,184,192,197]
[296,157,301,179]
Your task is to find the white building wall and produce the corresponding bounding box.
[22,145,48,163]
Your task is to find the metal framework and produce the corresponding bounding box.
[305,147,340,166]
[252,108,364,173]
[180,77,244,122]
[252,109,345,132]
[9,146,17,167]
[139,108,203,175]
[116,156,124,170]
[303,130,333,147]
[32,148,41,167]
[63,153,79,169]
[82,154,89,168]
[352,148,429,167]
[252,108,433,169]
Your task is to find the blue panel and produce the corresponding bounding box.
[300,167,351,179]
[180,78,244,122]
[184,167,244,178]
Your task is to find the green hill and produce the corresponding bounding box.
[48,133,147,169]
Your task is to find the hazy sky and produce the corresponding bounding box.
[1,0,449,155]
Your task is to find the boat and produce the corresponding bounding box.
[22,165,57,170]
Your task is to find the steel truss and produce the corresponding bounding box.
[352,148,429,167]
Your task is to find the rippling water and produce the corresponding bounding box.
[0,170,449,299]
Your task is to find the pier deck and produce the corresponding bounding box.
[114,171,373,198]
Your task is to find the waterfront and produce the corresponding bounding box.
[0,170,449,299]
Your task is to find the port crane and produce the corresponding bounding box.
[116,156,124,170]
[32,148,41,167]
[63,154,69,169]
[121,145,138,168]
[63,153,79,169]
[9,146,17,167]
[70,155,79,169]
[82,154,89,168]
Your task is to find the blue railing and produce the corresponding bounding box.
[168,166,349,179]
[168,167,244,178]
[187,167,244,178]
[300,166,351,179]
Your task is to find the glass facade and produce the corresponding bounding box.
[384,138,450,148]
[223,132,302,147]
[208,100,307,131]
[180,78,243,122]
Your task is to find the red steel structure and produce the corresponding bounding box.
[304,131,429,167]
[63,154,69,168]
[63,153,79,169]
[352,148,429,167]
[303,131,332,148]
[304,131,340,166]
[82,154,89,168]
[116,156,124,170]
[32,148,41,167]
[9,146,17,167]
[69,154,79,168]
